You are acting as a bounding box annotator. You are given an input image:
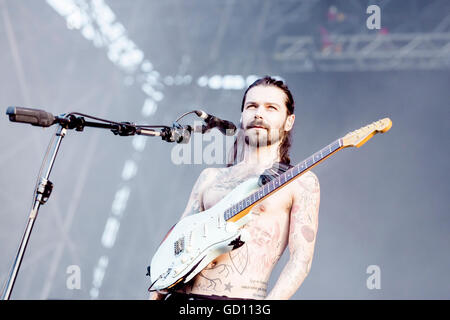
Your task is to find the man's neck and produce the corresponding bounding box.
[239,142,281,170]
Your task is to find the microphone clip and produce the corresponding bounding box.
[56,114,86,131]
[160,122,192,143]
[110,122,137,136]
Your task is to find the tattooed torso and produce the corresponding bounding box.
[175,163,317,299]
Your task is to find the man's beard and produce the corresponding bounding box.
[243,119,286,148]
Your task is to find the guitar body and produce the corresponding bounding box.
[149,177,260,291]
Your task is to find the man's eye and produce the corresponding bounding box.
[268,105,277,110]
[246,105,256,109]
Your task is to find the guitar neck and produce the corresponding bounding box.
[224,138,343,222]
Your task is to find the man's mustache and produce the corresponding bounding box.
[246,120,270,130]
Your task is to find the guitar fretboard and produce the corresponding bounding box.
[223,138,342,221]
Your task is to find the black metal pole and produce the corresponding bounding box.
[1,125,67,300]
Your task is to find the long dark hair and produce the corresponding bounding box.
[227,76,295,167]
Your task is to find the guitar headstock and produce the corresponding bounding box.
[342,118,392,148]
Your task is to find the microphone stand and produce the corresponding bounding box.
[1,125,66,300]
[1,112,191,300]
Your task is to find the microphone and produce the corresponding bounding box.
[6,106,56,127]
[194,110,236,136]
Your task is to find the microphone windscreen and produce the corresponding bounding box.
[6,106,55,127]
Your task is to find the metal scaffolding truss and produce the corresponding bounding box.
[270,0,450,72]
[274,31,450,72]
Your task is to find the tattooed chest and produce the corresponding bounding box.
[202,172,261,211]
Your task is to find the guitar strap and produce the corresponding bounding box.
[258,161,293,187]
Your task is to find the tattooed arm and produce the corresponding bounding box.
[265,171,320,300]
[149,167,217,300]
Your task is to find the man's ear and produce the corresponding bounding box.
[284,114,295,131]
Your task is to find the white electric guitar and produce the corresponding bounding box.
[148,118,392,291]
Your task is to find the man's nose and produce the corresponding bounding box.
[254,106,264,119]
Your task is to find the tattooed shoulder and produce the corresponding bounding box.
[202,167,222,181]
[288,170,320,229]
[297,171,320,193]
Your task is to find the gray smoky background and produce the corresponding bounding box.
[0,0,449,299]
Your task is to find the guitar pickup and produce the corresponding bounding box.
[174,237,185,256]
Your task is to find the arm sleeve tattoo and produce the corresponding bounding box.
[266,171,320,300]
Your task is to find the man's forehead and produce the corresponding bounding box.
[244,85,287,106]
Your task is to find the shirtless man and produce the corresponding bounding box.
[150,76,320,300]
